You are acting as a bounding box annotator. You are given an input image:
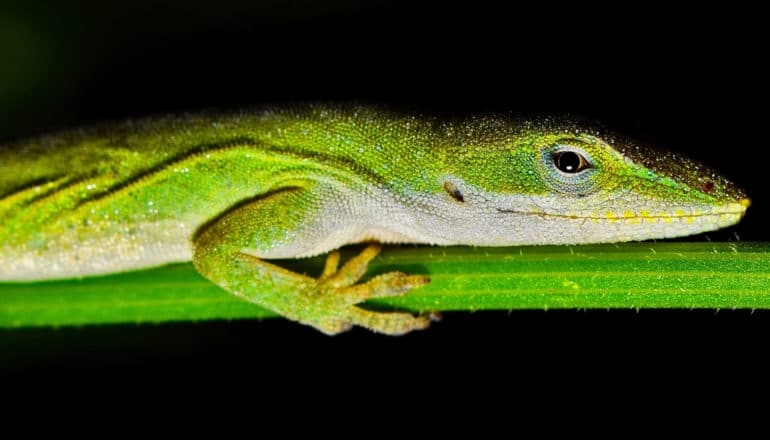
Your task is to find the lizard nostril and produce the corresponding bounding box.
[702,180,715,194]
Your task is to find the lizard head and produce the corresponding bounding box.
[442,120,749,245]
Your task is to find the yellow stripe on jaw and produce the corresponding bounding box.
[713,200,750,215]
[639,210,655,224]
[601,210,697,223]
[569,203,745,224]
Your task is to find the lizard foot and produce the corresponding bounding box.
[308,244,434,335]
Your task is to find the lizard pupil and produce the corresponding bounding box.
[554,151,585,173]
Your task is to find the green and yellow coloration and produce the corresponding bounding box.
[0,104,750,334]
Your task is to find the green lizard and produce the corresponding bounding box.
[0,104,750,334]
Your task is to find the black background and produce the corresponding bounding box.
[1,0,768,432]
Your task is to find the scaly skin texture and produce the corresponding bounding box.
[0,104,750,334]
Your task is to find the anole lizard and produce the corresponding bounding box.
[0,105,750,334]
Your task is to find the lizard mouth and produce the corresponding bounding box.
[496,198,750,222]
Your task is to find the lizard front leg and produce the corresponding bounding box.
[192,185,433,335]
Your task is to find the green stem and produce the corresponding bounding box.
[1,242,768,328]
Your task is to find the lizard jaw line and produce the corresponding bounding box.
[496,203,748,221]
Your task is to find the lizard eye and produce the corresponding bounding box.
[552,150,592,174]
[540,144,600,196]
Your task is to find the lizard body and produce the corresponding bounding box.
[0,105,749,334]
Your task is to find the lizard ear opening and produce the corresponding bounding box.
[444,181,465,203]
